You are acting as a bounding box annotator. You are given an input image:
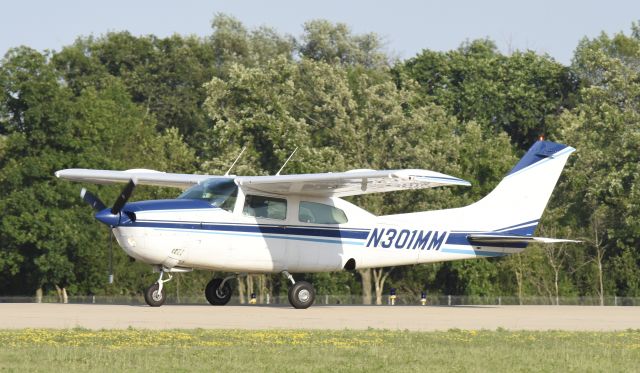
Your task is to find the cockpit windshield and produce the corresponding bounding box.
[177,178,238,212]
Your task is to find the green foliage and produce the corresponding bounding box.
[0,46,195,296]
[297,19,389,68]
[400,39,578,148]
[554,24,640,296]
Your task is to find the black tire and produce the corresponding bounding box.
[205,278,232,305]
[144,283,166,307]
[287,281,315,309]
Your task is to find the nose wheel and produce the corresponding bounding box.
[144,283,166,307]
[144,269,172,307]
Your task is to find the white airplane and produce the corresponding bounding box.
[56,140,578,309]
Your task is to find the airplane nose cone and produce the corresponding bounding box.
[95,208,120,226]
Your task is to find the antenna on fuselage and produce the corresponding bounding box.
[276,147,298,176]
[224,147,246,176]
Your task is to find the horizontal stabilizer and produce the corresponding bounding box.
[467,234,581,244]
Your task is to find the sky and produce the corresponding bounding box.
[1,0,638,65]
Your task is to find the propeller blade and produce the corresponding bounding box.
[80,188,107,211]
[111,178,137,215]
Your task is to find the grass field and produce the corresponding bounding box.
[0,329,638,372]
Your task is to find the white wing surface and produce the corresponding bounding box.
[236,169,470,197]
[55,169,214,189]
[55,168,470,196]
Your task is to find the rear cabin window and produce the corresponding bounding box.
[243,195,287,220]
[298,201,348,224]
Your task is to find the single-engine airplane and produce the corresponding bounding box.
[56,140,578,309]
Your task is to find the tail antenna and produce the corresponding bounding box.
[224,147,246,176]
[276,147,298,176]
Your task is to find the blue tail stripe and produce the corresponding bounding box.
[494,219,539,232]
[508,140,568,176]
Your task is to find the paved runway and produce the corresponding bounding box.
[1,304,638,330]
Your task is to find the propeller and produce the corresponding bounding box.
[80,188,107,211]
[111,179,136,214]
[83,179,137,227]
[79,179,137,284]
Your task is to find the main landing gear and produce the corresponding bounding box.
[144,269,173,307]
[205,276,233,305]
[283,271,315,309]
[201,271,315,309]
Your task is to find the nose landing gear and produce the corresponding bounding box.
[144,269,173,307]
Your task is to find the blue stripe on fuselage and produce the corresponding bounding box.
[132,220,370,240]
[129,217,535,251]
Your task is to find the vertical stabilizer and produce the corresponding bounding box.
[384,140,575,234]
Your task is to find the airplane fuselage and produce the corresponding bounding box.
[112,190,525,274]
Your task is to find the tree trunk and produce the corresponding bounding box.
[597,255,604,306]
[359,269,372,305]
[515,268,523,306]
[591,209,606,307]
[54,284,63,303]
[237,277,246,304]
[554,270,560,306]
[62,287,68,304]
[373,267,393,305]
[35,287,43,303]
[543,244,565,306]
[257,275,265,304]
[247,275,254,300]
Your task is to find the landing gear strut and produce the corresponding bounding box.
[283,271,315,309]
[144,269,173,307]
[205,276,234,305]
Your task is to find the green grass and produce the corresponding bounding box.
[0,329,638,372]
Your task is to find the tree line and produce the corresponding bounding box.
[1,14,639,304]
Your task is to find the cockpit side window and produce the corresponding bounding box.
[177,178,238,212]
[243,195,287,220]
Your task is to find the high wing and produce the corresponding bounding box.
[55,168,470,197]
[236,169,470,197]
[468,234,581,244]
[55,169,214,189]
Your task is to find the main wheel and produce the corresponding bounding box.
[288,281,315,309]
[205,278,232,305]
[144,283,166,307]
